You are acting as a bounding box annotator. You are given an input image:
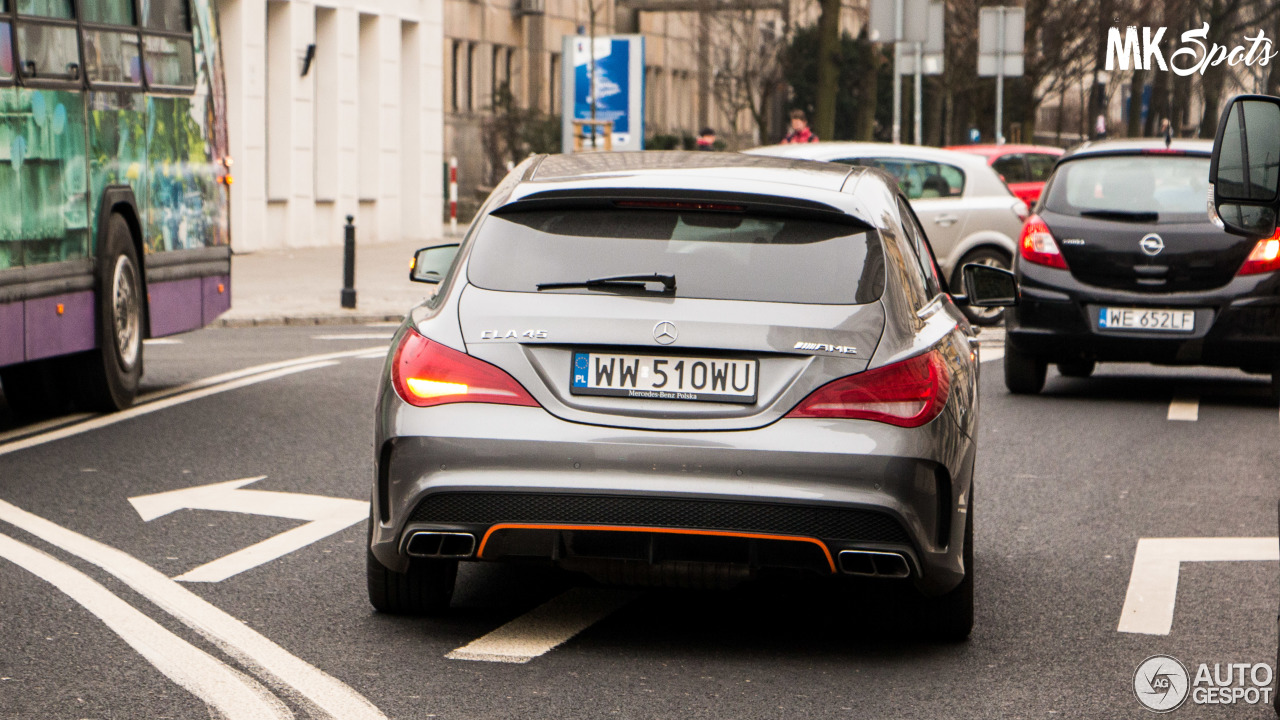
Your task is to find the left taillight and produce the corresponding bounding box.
[785,350,951,428]
[391,329,539,408]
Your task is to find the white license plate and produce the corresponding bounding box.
[1098,307,1196,332]
[570,352,758,403]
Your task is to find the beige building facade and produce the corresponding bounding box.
[216,0,445,251]
[442,0,788,203]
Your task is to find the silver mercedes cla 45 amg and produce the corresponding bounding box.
[368,151,1015,641]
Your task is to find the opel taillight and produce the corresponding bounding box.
[1238,232,1280,276]
[391,329,539,408]
[785,350,951,428]
[1019,214,1068,269]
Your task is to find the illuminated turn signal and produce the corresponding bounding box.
[1239,234,1280,276]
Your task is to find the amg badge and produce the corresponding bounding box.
[794,341,858,355]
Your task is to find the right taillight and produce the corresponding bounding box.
[1238,233,1280,276]
[1019,214,1069,269]
[784,350,950,428]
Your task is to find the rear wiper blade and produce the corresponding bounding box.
[536,273,676,294]
[1079,209,1159,222]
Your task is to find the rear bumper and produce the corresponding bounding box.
[371,397,974,595]
[1007,264,1280,368]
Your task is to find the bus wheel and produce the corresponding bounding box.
[75,214,144,412]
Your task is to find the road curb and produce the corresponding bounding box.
[215,313,405,328]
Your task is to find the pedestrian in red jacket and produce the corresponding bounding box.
[781,109,819,144]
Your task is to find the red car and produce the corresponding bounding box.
[944,144,1065,206]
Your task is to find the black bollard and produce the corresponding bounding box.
[341,215,356,309]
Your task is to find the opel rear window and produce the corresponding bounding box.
[1042,155,1211,222]
[467,207,885,305]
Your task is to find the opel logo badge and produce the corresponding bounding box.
[653,321,678,345]
[1140,233,1165,256]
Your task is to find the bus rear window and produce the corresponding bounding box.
[0,22,12,80]
[17,0,72,18]
[468,208,886,305]
[82,0,137,26]
[142,0,192,32]
[143,35,195,87]
[16,23,79,82]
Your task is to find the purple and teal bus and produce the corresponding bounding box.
[0,0,229,416]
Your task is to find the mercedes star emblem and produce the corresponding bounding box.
[1140,233,1165,257]
[653,321,678,345]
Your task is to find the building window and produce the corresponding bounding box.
[451,41,461,112]
[549,52,559,114]
[465,42,474,111]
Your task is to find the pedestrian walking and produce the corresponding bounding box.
[781,110,819,144]
[696,127,717,150]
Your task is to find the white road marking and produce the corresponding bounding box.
[1167,395,1199,421]
[1118,537,1279,635]
[0,346,384,459]
[144,338,184,346]
[0,499,388,720]
[446,587,636,663]
[312,334,394,341]
[0,533,293,720]
[979,344,1005,363]
[129,476,367,583]
[0,412,95,445]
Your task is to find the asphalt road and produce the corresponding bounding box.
[0,324,1276,719]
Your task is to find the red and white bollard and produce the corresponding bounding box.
[449,157,458,236]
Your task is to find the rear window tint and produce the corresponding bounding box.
[468,208,885,305]
[1043,155,1210,222]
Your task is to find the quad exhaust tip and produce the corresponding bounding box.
[837,550,911,578]
[405,531,476,559]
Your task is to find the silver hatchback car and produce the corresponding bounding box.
[368,152,1015,640]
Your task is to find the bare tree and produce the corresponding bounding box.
[707,8,788,144]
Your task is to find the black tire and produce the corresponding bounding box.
[1004,342,1047,394]
[921,495,974,642]
[0,358,73,420]
[954,247,1012,326]
[74,214,144,412]
[367,532,457,615]
[1056,359,1096,378]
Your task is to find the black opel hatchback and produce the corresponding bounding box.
[1005,139,1280,398]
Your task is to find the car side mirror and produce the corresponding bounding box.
[410,244,460,284]
[955,263,1018,308]
[1209,95,1280,237]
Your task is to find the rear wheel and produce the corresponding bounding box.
[1056,359,1096,378]
[1004,342,1046,394]
[920,496,974,642]
[72,214,144,412]
[367,524,457,615]
[954,248,1012,326]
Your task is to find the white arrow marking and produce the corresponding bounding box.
[0,498,388,720]
[0,533,293,720]
[1118,537,1279,635]
[129,476,368,583]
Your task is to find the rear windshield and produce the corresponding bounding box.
[467,208,885,305]
[1042,155,1211,222]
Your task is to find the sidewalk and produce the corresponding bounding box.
[216,239,444,326]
